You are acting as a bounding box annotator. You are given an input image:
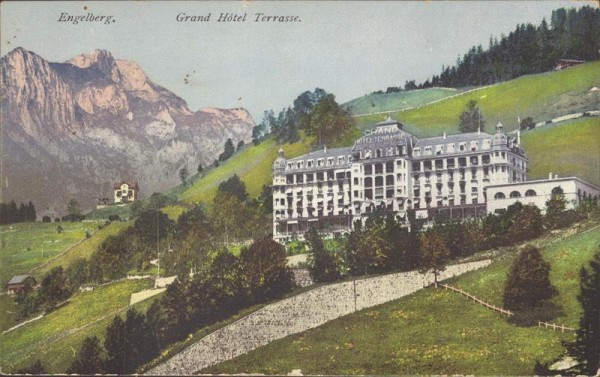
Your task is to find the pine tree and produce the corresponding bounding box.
[566,250,600,375]
[459,100,485,133]
[67,336,104,374]
[306,227,342,283]
[104,316,126,374]
[503,245,557,311]
[544,188,567,229]
[418,228,450,286]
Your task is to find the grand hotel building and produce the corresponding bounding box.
[272,117,595,242]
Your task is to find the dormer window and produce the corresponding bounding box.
[424,147,432,156]
[459,143,466,151]
[307,160,313,168]
[317,159,323,167]
[413,148,421,157]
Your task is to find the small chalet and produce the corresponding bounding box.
[113,181,139,204]
[6,275,36,295]
[554,59,586,70]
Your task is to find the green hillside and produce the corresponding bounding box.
[175,64,598,207]
[354,62,600,137]
[344,88,462,115]
[0,222,96,288]
[203,223,600,375]
[521,117,600,185]
[36,221,132,279]
[178,136,312,205]
[0,278,154,373]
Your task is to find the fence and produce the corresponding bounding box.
[439,283,514,317]
[538,321,577,333]
[440,284,581,334]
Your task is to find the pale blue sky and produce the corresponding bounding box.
[1,1,587,121]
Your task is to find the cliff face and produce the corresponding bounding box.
[1,48,255,214]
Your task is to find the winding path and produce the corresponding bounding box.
[147,259,490,375]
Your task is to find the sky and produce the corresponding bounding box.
[1,0,590,122]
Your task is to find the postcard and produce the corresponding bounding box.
[1,1,599,375]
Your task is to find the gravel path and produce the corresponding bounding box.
[147,260,490,375]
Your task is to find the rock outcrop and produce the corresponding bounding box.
[1,48,255,214]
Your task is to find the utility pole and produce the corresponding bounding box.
[156,210,160,286]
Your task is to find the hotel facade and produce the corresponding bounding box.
[272,117,598,242]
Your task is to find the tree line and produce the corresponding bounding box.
[0,201,36,225]
[62,236,293,375]
[252,88,358,148]
[379,6,599,92]
[307,191,597,285]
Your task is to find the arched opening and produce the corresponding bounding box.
[525,189,537,197]
[551,186,564,197]
[510,191,521,198]
[494,192,506,199]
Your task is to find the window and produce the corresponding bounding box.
[307,160,313,167]
[386,175,394,186]
[551,186,564,197]
[510,191,521,198]
[386,161,394,173]
[364,164,372,175]
[413,148,421,156]
[317,159,323,167]
[525,189,537,197]
[376,149,382,158]
[375,176,384,187]
[365,177,373,187]
[365,189,373,200]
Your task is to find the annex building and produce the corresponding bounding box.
[272,117,598,242]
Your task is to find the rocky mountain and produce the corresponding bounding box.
[1,48,254,215]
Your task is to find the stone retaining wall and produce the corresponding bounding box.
[147,260,490,375]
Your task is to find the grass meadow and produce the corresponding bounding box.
[202,223,599,375]
[354,61,600,137]
[0,278,154,373]
[521,117,600,185]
